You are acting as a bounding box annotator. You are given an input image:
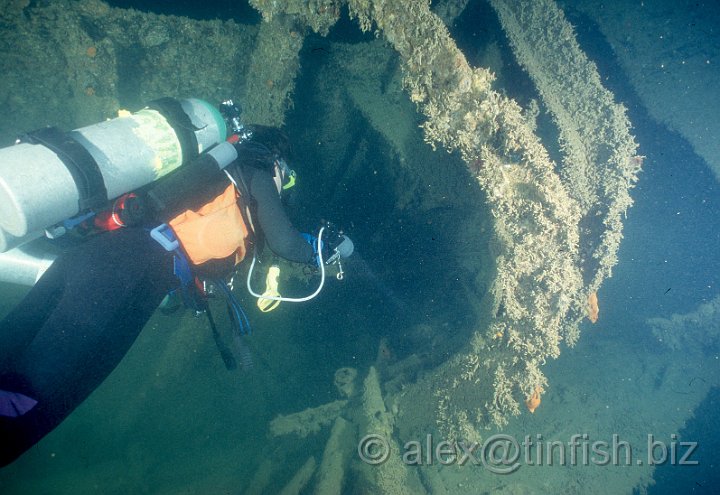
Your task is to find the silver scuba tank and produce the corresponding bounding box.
[0,138,240,288]
[0,240,56,287]
[0,98,226,238]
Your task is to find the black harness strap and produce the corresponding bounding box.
[227,164,263,250]
[147,97,200,164]
[19,127,107,211]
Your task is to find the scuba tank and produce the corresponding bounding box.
[0,98,226,238]
[0,227,42,253]
[0,97,229,286]
[0,138,240,287]
[0,240,56,286]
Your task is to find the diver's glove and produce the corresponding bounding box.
[302,227,354,265]
[301,232,324,265]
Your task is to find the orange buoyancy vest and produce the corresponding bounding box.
[168,183,250,266]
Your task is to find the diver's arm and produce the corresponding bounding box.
[248,169,315,264]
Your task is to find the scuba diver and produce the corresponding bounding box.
[0,99,352,467]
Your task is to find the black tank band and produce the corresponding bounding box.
[147,97,200,164]
[19,127,107,211]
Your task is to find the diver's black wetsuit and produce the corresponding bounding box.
[0,165,313,467]
[241,166,314,264]
[0,228,174,467]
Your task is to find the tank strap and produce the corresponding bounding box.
[147,97,200,164]
[225,165,262,250]
[149,223,207,313]
[18,126,107,211]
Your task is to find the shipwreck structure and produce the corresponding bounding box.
[0,0,641,492]
[249,0,641,434]
[245,0,641,491]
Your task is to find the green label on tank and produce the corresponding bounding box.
[129,109,183,178]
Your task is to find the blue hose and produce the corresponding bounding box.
[216,280,252,335]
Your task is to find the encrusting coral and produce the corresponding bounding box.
[18,0,638,489]
[248,0,641,436]
[342,0,639,432]
[0,0,645,491]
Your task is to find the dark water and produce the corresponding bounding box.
[650,386,720,494]
[565,4,720,495]
[106,0,260,22]
[565,3,719,494]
